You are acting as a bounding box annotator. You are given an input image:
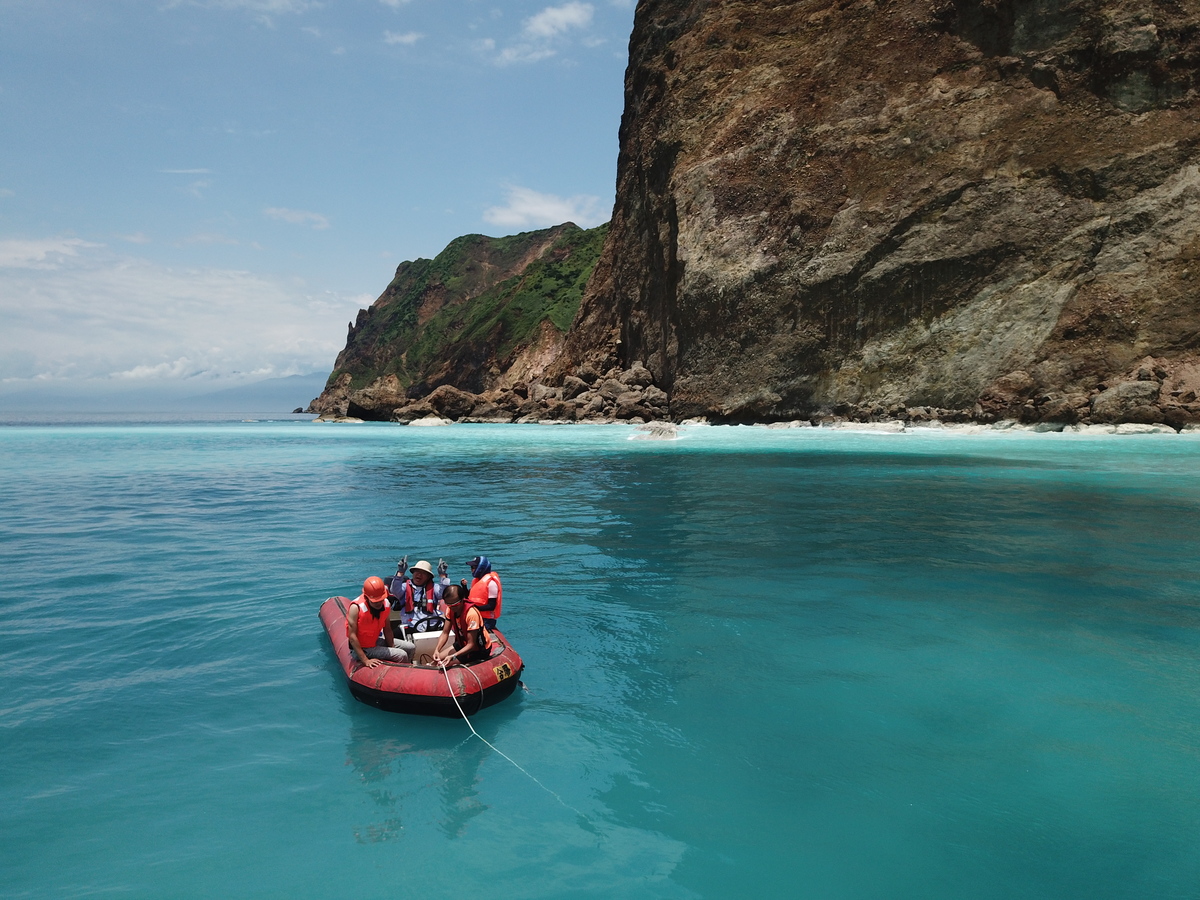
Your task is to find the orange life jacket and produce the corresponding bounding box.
[452,605,494,653]
[346,596,390,649]
[467,572,502,619]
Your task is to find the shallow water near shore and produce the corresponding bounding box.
[2,419,1200,898]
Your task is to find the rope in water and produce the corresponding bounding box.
[439,662,590,821]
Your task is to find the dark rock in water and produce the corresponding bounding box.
[292,407,304,414]
[424,384,478,421]
[1031,395,1083,426]
[549,0,1200,425]
[347,374,408,421]
[463,397,513,423]
[391,399,435,424]
[1090,380,1163,423]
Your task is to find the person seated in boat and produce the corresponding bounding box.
[458,555,502,630]
[432,583,495,667]
[388,559,446,628]
[347,576,415,668]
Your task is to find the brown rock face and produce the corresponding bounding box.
[346,374,407,420]
[555,0,1200,424]
[308,223,607,419]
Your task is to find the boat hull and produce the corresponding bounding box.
[319,596,524,717]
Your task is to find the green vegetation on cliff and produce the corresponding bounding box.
[324,221,608,396]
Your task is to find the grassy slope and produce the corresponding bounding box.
[328,222,609,394]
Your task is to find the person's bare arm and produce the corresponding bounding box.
[439,628,479,667]
[432,620,454,664]
[347,605,381,669]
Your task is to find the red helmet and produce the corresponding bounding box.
[363,576,387,603]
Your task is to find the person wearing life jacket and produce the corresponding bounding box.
[387,559,446,628]
[460,555,502,630]
[432,583,495,667]
[346,576,414,668]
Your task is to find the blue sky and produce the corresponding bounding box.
[0,0,633,399]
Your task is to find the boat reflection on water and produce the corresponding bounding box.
[340,691,523,841]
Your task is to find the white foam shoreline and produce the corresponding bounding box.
[682,419,1200,435]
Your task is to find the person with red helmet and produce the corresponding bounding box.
[347,575,414,668]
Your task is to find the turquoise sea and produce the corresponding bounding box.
[3,417,1200,898]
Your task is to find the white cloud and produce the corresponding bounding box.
[111,359,205,381]
[0,238,99,270]
[489,2,596,66]
[497,44,557,64]
[159,168,212,175]
[483,186,606,229]
[524,2,593,39]
[383,31,423,45]
[264,207,330,229]
[183,232,239,245]
[0,188,14,198]
[378,0,411,7]
[168,0,316,13]
[0,241,363,384]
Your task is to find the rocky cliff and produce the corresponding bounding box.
[550,0,1200,426]
[309,223,607,419]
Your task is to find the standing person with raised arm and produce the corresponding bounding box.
[347,576,415,668]
[462,555,502,629]
[389,559,446,629]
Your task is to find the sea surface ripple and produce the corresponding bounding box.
[2,419,1199,898]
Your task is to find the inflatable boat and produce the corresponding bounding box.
[319,595,524,717]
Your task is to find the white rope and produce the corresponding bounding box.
[440,662,590,821]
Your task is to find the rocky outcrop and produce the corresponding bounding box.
[308,359,667,425]
[549,0,1200,425]
[309,223,607,418]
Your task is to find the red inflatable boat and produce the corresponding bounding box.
[319,595,524,717]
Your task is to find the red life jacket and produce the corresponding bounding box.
[467,572,502,619]
[403,580,442,614]
[452,606,494,653]
[346,596,390,649]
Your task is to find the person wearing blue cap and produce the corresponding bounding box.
[461,555,502,629]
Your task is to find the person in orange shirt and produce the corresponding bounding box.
[432,584,494,667]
